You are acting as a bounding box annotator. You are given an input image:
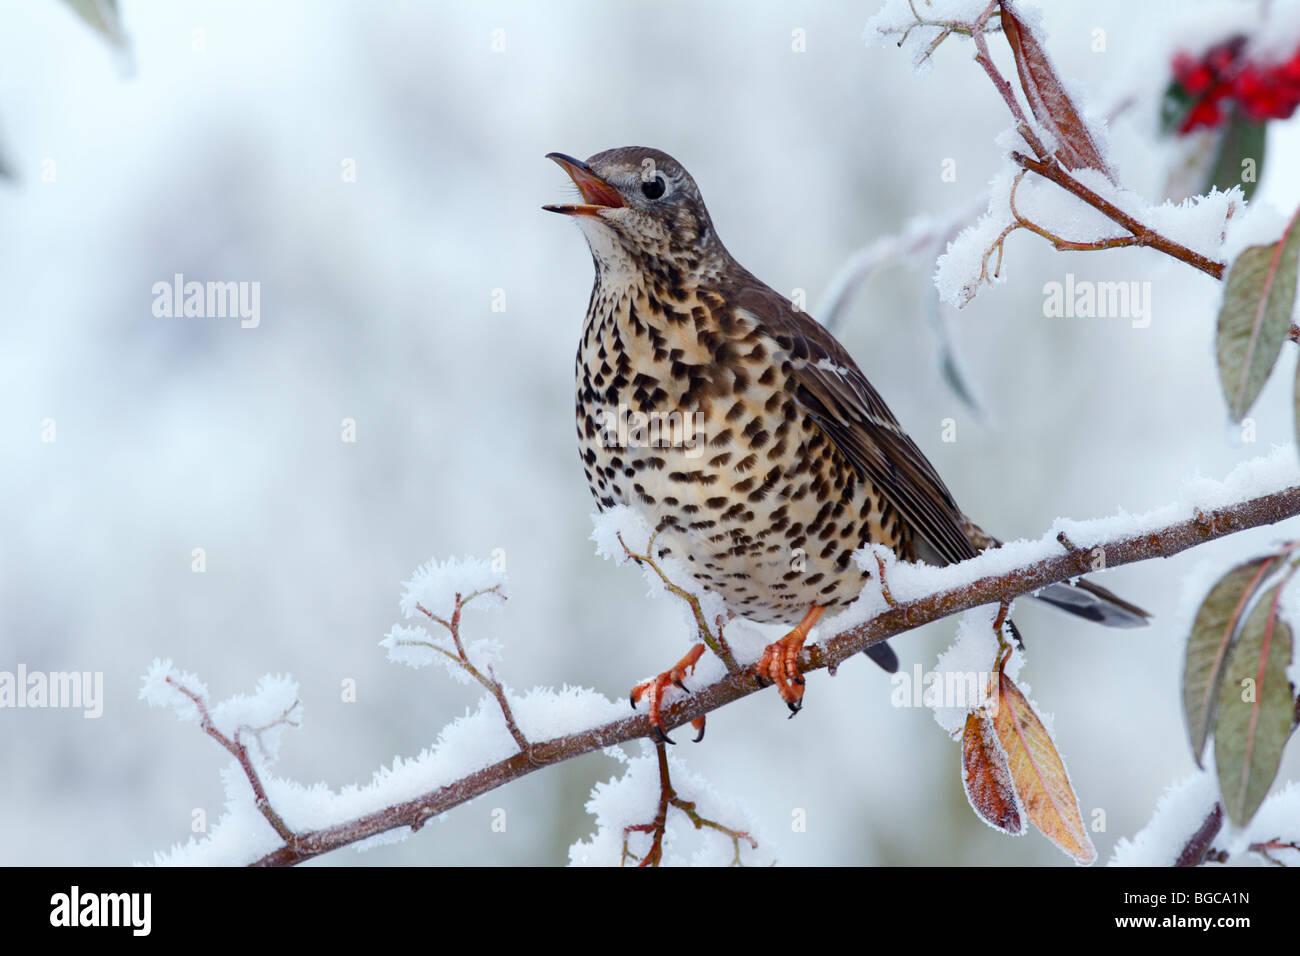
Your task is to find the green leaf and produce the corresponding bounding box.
[1207,112,1267,204]
[1159,80,1195,136]
[1213,580,1296,826]
[60,0,128,51]
[1215,208,1300,421]
[1184,556,1277,766]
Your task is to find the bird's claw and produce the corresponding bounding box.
[629,643,706,744]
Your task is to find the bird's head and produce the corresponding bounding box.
[543,147,726,276]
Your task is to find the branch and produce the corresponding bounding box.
[1010,151,1227,279]
[165,676,300,844]
[401,586,531,754]
[881,2,1230,284]
[251,478,1300,865]
[621,741,757,867]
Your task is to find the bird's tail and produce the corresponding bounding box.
[863,641,899,673]
[1033,577,1150,628]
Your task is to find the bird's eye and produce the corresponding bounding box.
[640,175,667,200]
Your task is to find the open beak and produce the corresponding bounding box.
[543,152,624,217]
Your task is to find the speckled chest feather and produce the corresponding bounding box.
[574,263,908,626]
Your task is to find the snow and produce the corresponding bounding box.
[144,444,1300,865]
[929,606,1024,734]
[142,547,635,865]
[139,658,206,723]
[208,674,300,762]
[590,505,730,657]
[1230,780,1300,864]
[1112,771,1300,867]
[824,447,1300,623]
[143,681,632,866]
[397,555,507,623]
[380,553,508,681]
[1248,6,1300,64]
[1219,199,1291,264]
[379,622,503,685]
[568,742,776,867]
[935,165,1240,308]
[1109,769,1220,866]
[864,0,997,75]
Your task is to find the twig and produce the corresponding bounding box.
[407,586,531,755]
[249,480,1300,865]
[890,3,1229,283]
[1173,803,1223,867]
[617,532,740,674]
[1010,152,1226,279]
[165,676,300,844]
[621,742,758,867]
[1249,838,1300,866]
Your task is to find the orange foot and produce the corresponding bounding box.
[755,605,825,717]
[631,643,707,744]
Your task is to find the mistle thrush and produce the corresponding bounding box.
[545,147,1148,736]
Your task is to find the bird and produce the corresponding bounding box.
[544,146,1149,740]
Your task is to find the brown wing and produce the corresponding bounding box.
[731,275,979,567]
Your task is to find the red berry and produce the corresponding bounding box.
[1180,99,1224,132]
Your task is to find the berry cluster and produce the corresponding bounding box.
[1171,35,1300,132]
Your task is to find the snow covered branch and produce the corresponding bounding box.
[229,457,1300,866]
[1008,151,1226,279]
[867,0,1240,308]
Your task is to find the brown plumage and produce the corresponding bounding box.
[546,146,1147,731]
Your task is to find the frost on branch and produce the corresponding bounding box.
[139,660,304,865]
[935,164,1240,308]
[1110,771,1300,867]
[381,555,506,683]
[569,743,773,867]
[928,606,1023,735]
[591,505,771,675]
[864,0,996,74]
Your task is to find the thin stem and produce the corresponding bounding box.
[1010,151,1226,279]
[621,741,757,867]
[249,481,1300,865]
[165,677,299,844]
[414,587,530,755]
[618,532,740,674]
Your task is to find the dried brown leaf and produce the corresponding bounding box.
[992,671,1096,864]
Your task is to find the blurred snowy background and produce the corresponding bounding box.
[2,0,1299,866]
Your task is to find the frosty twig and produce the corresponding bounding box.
[164,676,300,844]
[249,479,1300,865]
[407,586,531,754]
[621,742,757,867]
